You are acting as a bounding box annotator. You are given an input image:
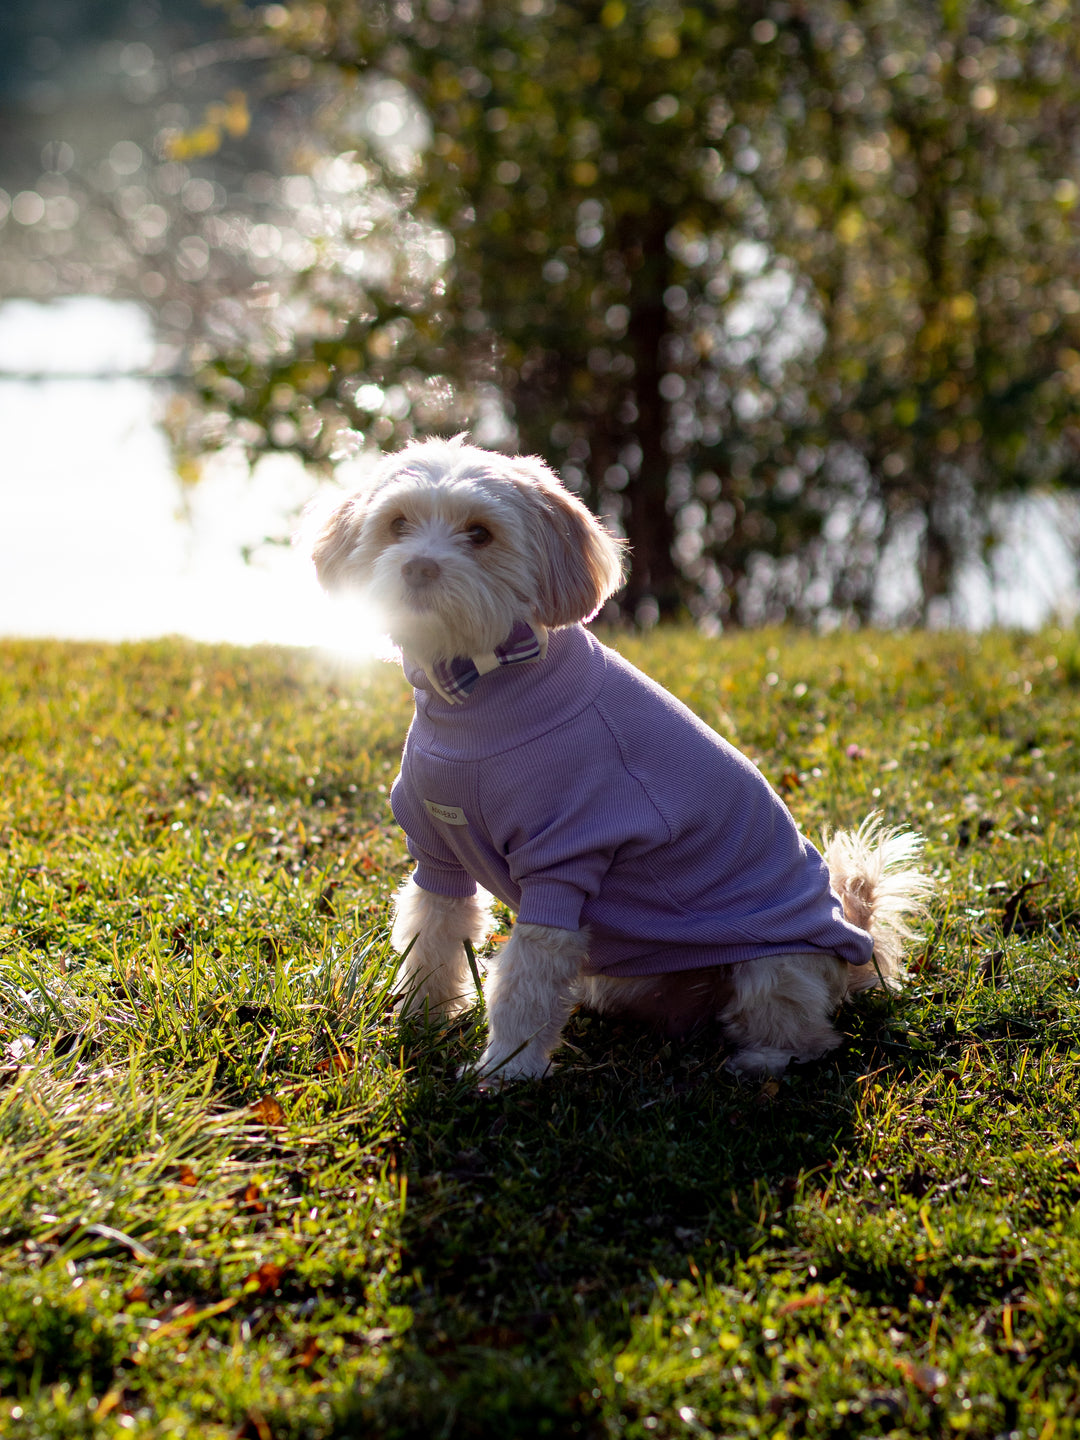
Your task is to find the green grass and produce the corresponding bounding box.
[1,626,1079,1438]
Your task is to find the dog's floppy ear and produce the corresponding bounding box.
[511,456,627,626]
[308,493,367,592]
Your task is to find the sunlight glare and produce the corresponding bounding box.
[314,591,398,664]
[0,296,395,652]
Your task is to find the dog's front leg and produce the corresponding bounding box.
[476,922,588,1084]
[391,876,491,1020]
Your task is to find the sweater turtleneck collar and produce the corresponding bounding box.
[401,622,608,760]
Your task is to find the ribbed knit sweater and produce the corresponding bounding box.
[390,623,874,976]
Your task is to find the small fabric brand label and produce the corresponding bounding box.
[423,799,468,826]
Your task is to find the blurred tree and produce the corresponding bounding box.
[13,0,1079,623]
[766,0,1080,625]
[200,0,803,621]
[195,0,1080,625]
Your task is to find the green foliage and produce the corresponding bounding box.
[193,0,1080,625]
[766,0,1080,617]
[2,627,1080,1435]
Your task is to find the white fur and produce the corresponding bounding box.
[576,952,850,1076]
[477,923,590,1084]
[311,435,626,662]
[821,815,934,989]
[391,876,492,1021]
[314,438,932,1082]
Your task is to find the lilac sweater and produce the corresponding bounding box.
[390,624,874,976]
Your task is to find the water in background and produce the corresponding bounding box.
[0,296,380,653]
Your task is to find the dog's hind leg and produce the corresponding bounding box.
[476,922,589,1083]
[391,876,492,1020]
[718,952,851,1078]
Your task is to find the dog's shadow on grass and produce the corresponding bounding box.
[330,1009,874,1437]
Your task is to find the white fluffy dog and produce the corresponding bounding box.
[313,437,931,1082]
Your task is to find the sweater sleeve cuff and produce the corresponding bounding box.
[412,861,477,899]
[516,879,587,932]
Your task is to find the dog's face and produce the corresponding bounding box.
[311,439,626,662]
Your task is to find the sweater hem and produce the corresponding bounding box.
[590,941,865,977]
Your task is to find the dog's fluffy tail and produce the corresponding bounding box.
[823,813,933,993]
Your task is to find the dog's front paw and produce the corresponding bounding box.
[725,1046,793,1079]
[469,1043,551,1089]
[394,987,471,1025]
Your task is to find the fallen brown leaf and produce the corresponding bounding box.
[289,1336,322,1370]
[316,1050,354,1075]
[777,1287,830,1316]
[235,1182,267,1214]
[243,1261,286,1296]
[248,1096,285,1127]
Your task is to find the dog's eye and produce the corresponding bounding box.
[389,515,410,538]
[464,524,492,547]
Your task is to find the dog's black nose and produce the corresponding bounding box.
[401,556,441,586]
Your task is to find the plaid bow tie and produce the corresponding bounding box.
[424,621,548,704]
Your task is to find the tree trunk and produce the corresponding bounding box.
[618,222,682,620]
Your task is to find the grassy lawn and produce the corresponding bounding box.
[1,625,1079,1438]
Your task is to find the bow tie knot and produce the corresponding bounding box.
[424,621,548,704]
